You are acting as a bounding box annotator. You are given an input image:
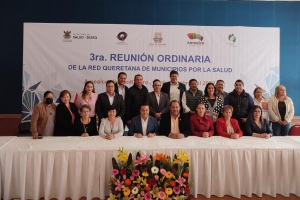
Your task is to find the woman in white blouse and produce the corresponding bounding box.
[253,87,269,122]
[268,85,294,136]
[99,106,124,139]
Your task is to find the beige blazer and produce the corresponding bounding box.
[30,102,56,136]
[268,96,294,122]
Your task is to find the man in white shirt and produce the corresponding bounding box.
[161,71,186,105]
[128,104,158,138]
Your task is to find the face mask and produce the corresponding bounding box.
[45,98,53,104]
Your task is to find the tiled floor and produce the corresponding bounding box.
[3,116,300,199]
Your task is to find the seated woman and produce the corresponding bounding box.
[99,106,124,139]
[30,91,56,139]
[245,105,272,138]
[190,103,214,137]
[54,90,79,136]
[75,105,97,136]
[216,105,243,139]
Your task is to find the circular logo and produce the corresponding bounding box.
[117,32,128,41]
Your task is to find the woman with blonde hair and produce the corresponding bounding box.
[216,105,243,139]
[268,85,294,136]
[253,87,269,121]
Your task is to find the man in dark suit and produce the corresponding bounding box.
[146,79,169,121]
[159,100,190,139]
[128,104,158,138]
[96,80,125,121]
[127,74,148,126]
[114,72,129,127]
[161,70,186,105]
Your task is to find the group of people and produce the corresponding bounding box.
[30,70,294,139]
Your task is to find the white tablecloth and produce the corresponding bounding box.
[1,136,300,200]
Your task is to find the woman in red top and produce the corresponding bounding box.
[190,103,214,137]
[216,105,243,139]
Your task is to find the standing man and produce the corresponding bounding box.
[127,74,149,126]
[146,79,169,121]
[215,80,227,102]
[96,80,125,122]
[128,104,158,138]
[224,79,254,133]
[182,79,203,115]
[114,72,130,127]
[159,100,190,139]
[161,70,186,105]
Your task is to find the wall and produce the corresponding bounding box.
[0,0,299,115]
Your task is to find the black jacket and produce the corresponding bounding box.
[114,83,130,121]
[161,81,186,104]
[54,102,79,136]
[224,89,254,119]
[159,112,190,137]
[95,92,125,120]
[127,84,148,120]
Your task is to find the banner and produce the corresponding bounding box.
[22,23,280,121]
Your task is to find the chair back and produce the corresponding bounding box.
[289,125,300,136]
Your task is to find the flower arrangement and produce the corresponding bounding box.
[108,147,191,200]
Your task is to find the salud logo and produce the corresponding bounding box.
[116,32,128,41]
[187,33,203,41]
[228,34,236,43]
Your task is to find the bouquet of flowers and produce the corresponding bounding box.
[108,147,191,200]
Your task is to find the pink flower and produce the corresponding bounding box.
[154,175,159,180]
[176,176,187,187]
[141,191,145,196]
[114,179,124,191]
[144,193,152,200]
[130,193,135,199]
[132,169,140,177]
[134,153,151,166]
[120,169,126,175]
[160,168,167,176]
[130,175,135,180]
[173,186,180,194]
[158,191,166,199]
[111,169,119,176]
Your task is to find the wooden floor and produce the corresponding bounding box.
[2,115,300,199]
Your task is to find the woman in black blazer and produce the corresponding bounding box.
[245,105,272,138]
[54,90,79,136]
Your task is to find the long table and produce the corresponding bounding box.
[1,136,300,200]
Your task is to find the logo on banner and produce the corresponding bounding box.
[187,33,204,46]
[116,32,128,45]
[149,32,166,46]
[227,34,237,47]
[63,31,72,42]
[73,33,97,40]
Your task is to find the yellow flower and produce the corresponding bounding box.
[133,176,147,185]
[123,187,130,196]
[175,195,186,200]
[177,150,189,163]
[165,188,173,195]
[134,194,143,200]
[150,187,159,198]
[165,171,173,179]
[164,197,172,200]
[108,193,116,200]
[117,152,128,162]
[142,171,149,177]
[173,159,180,164]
